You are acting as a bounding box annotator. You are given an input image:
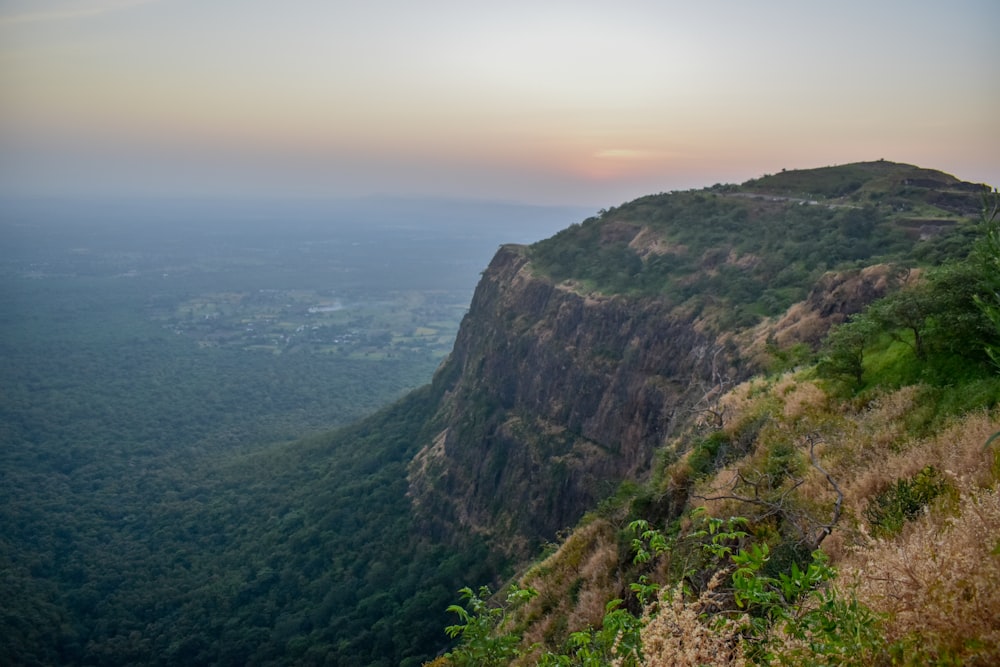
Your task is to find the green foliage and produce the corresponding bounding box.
[774,584,885,666]
[972,188,1000,368]
[690,514,884,665]
[687,431,732,478]
[691,511,750,561]
[536,598,646,667]
[865,283,937,360]
[442,503,892,665]
[864,466,951,538]
[530,164,978,339]
[441,579,649,667]
[533,520,675,667]
[628,518,671,565]
[743,162,883,198]
[819,202,1000,409]
[444,585,537,667]
[766,338,814,374]
[529,187,940,327]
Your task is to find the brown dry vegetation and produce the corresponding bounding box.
[656,375,1000,665]
[508,519,623,665]
[501,370,1000,665]
[839,411,1000,665]
[638,572,749,667]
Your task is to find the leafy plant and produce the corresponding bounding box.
[443,585,537,667]
[535,598,647,667]
[863,466,950,538]
[693,518,883,665]
[687,431,733,478]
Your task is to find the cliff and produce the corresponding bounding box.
[432,163,1000,666]
[409,245,735,555]
[407,161,988,558]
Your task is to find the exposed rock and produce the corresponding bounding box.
[408,245,742,556]
[762,264,910,350]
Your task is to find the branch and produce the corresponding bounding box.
[805,432,843,550]
[693,470,808,542]
[683,345,733,429]
[692,432,845,551]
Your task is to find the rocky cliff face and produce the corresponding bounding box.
[408,245,743,556]
[406,161,985,558]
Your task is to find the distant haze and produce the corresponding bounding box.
[1,0,998,206]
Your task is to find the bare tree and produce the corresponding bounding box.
[694,431,843,551]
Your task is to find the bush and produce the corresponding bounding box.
[688,431,731,478]
[863,466,949,538]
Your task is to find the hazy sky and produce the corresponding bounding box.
[1,0,997,205]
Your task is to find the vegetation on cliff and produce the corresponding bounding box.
[530,161,980,330]
[436,182,1000,665]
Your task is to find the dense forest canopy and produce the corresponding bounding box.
[0,197,582,666]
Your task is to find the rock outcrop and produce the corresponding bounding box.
[408,245,741,556]
[406,161,986,559]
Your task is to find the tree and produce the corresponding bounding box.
[866,284,936,360]
[973,189,1000,368]
[818,314,877,389]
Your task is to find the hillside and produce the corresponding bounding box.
[2,162,996,666]
[435,162,1000,666]
[407,161,988,560]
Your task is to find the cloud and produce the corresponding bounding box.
[0,0,159,27]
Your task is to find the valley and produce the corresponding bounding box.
[2,164,998,666]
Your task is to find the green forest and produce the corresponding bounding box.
[0,197,576,665]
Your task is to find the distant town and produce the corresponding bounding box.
[155,287,467,359]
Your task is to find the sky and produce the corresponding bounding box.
[1,0,998,206]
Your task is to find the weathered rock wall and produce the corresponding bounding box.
[408,245,740,555]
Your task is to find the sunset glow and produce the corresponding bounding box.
[1,0,997,205]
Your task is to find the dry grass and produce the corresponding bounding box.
[844,485,1000,664]
[774,377,827,420]
[834,406,999,546]
[674,376,1000,663]
[638,571,748,667]
[511,519,622,661]
[830,408,1000,664]
[492,367,1000,666]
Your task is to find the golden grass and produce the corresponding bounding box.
[638,571,748,667]
[490,366,1000,665]
[834,409,1000,664]
[844,485,1000,664]
[510,519,622,662]
[672,375,1000,662]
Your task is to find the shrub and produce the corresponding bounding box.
[687,431,731,478]
[863,466,949,538]
[441,585,537,667]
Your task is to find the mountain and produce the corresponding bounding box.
[430,161,1000,665]
[407,160,987,558]
[3,161,996,666]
